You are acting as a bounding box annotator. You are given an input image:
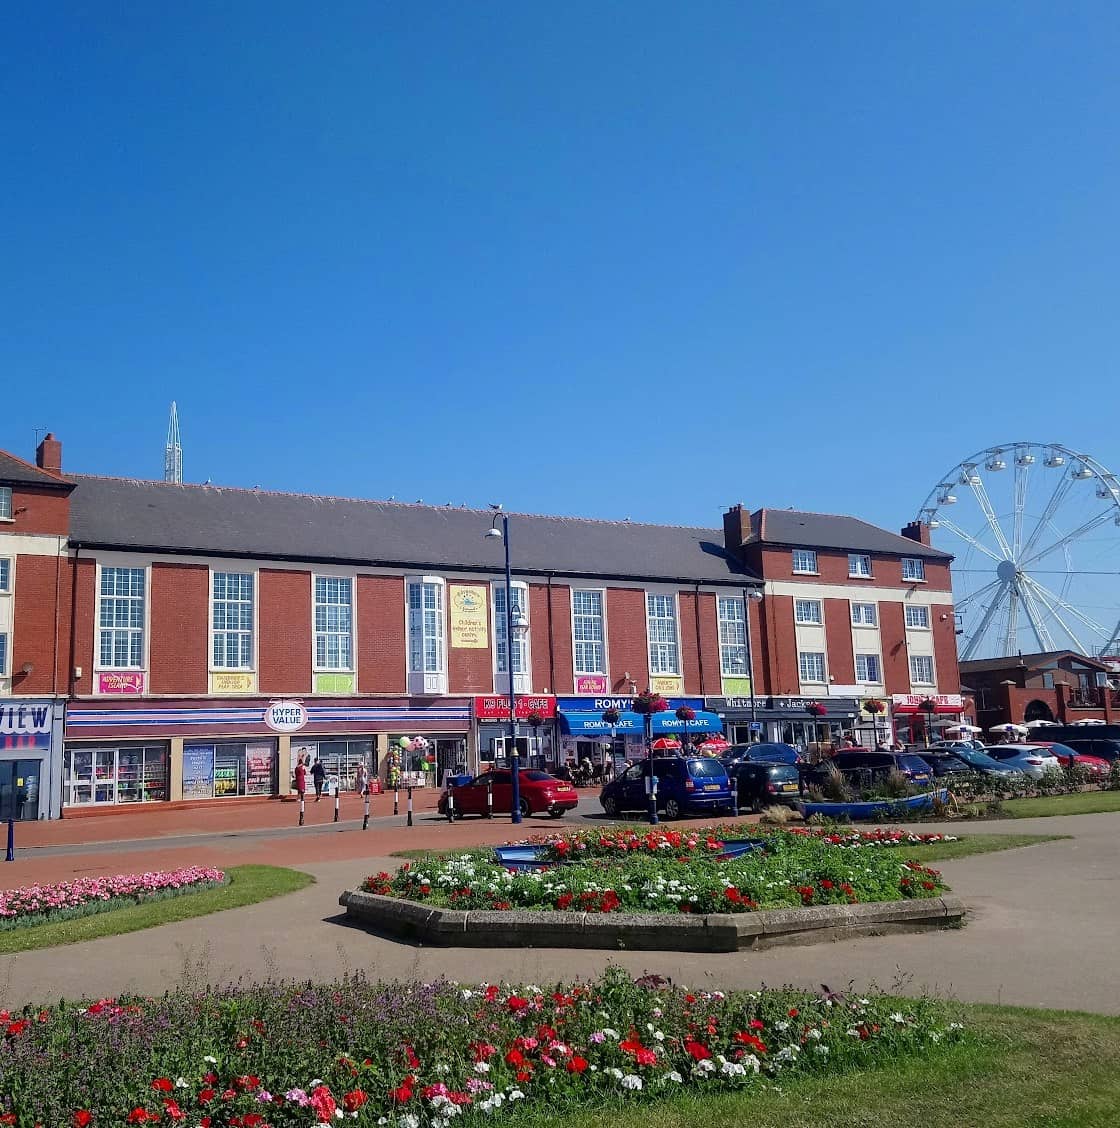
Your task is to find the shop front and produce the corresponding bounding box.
[474,695,556,773]
[705,695,860,752]
[63,696,472,809]
[889,694,968,746]
[0,699,65,820]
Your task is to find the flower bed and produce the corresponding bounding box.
[0,867,227,931]
[362,828,948,915]
[0,969,966,1126]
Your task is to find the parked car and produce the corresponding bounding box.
[981,745,1062,779]
[1050,737,1120,765]
[1030,741,1110,779]
[943,745,1024,777]
[438,769,578,820]
[726,761,802,812]
[720,742,802,765]
[599,756,734,820]
[815,749,935,789]
[913,751,975,779]
[927,739,987,754]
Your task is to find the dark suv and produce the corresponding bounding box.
[814,750,934,789]
[598,757,734,820]
[726,761,802,811]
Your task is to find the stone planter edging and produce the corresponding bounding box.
[338,889,965,952]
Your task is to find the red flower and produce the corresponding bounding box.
[5,1021,28,1038]
[566,1056,589,1073]
[788,1008,799,1018]
[151,1079,174,1093]
[343,1090,368,1113]
[389,1084,413,1103]
[126,1111,151,1125]
[162,1099,186,1121]
[309,1085,337,1123]
[734,1031,768,1054]
[505,1048,526,1068]
[73,1113,92,1128]
[685,1040,711,1061]
[635,1047,657,1066]
[516,1070,532,1082]
[0,1116,15,1127]
[749,1019,764,1030]
[507,996,529,1011]
[197,1089,215,1103]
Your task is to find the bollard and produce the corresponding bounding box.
[393,787,399,816]
[333,785,340,824]
[5,818,13,862]
[486,779,493,819]
[730,785,739,819]
[648,773,659,826]
[406,785,414,827]
[362,788,370,831]
[447,781,455,823]
[298,797,305,827]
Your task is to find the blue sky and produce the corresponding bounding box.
[2,2,1118,536]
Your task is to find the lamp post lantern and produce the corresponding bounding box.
[486,508,530,824]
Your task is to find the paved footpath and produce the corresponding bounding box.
[2,809,1118,1015]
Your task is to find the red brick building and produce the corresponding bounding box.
[0,436,963,817]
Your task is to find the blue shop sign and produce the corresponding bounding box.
[555,696,704,713]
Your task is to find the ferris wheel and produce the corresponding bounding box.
[917,442,1120,661]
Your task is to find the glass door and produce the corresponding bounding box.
[92,749,117,804]
[0,761,41,821]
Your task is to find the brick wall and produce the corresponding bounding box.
[678,591,702,694]
[259,569,311,693]
[448,580,494,695]
[149,563,208,693]
[356,575,407,692]
[529,583,574,695]
[879,601,910,694]
[605,588,649,692]
[931,602,960,689]
[824,598,856,684]
[762,594,797,694]
[8,485,70,536]
[69,556,95,695]
[11,553,65,695]
[696,592,721,695]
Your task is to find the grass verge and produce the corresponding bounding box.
[508,1004,1120,1128]
[993,791,1120,819]
[0,865,312,953]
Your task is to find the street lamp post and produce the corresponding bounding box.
[486,507,529,824]
[743,587,764,740]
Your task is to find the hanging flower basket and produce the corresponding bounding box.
[675,705,696,722]
[806,701,827,718]
[862,698,886,715]
[632,691,669,715]
[526,710,545,728]
[601,707,622,726]
[918,697,938,714]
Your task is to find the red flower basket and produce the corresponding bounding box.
[632,691,669,715]
[601,707,622,726]
[805,701,827,718]
[675,705,696,722]
[918,697,937,714]
[526,710,545,728]
[863,698,885,715]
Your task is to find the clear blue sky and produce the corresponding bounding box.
[2,2,1117,534]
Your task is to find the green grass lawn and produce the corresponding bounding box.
[993,790,1120,818]
[510,1004,1120,1128]
[0,864,312,953]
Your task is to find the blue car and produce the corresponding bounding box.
[720,742,802,766]
[599,756,734,820]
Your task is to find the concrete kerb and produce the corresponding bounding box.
[338,890,966,952]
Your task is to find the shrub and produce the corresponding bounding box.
[880,769,911,799]
[759,804,794,826]
[819,762,854,803]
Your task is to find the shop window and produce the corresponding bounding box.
[291,739,376,793]
[65,744,169,806]
[98,566,145,669]
[314,576,353,670]
[572,590,606,675]
[213,571,254,669]
[717,596,748,676]
[646,594,680,676]
[182,741,276,799]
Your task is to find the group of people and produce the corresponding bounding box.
[555,758,615,786]
[293,755,372,800]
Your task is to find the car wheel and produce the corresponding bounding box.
[549,807,564,819]
[663,798,681,820]
[751,794,764,814]
[602,796,618,816]
[519,798,532,819]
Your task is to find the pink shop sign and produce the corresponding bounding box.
[574,675,609,695]
[97,671,146,695]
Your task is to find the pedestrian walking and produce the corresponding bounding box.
[294,756,307,800]
[354,761,369,795]
[311,758,326,801]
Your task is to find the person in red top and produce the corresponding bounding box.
[294,757,307,800]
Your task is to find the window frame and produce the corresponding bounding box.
[493,580,531,677]
[571,588,607,676]
[717,595,748,678]
[909,654,935,686]
[0,557,10,594]
[904,604,931,629]
[798,650,827,683]
[211,570,256,671]
[96,564,147,671]
[407,577,446,675]
[851,602,878,626]
[794,598,823,625]
[848,553,873,578]
[312,574,354,672]
[645,592,681,677]
[0,631,7,676]
[0,487,11,522]
[902,557,926,582]
[792,548,818,575]
[855,653,882,683]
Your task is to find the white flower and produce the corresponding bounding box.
[653,1031,665,1041]
[461,989,473,1000]
[929,1031,942,1043]
[203,1056,217,1064]
[814,1045,830,1056]
[605,1068,623,1080]
[806,1028,822,1040]
[693,1060,716,1075]
[175,1078,189,1089]
[775,1021,790,1032]
[508,1089,525,1101]
[621,1074,643,1090]
[602,1027,620,1040]
[773,1046,798,1064]
[719,1057,746,1077]
[664,1071,683,1083]
[400,1116,420,1128]
[890,1013,907,1025]
[948,1022,964,1032]
[846,1028,861,1038]
[474,1061,491,1073]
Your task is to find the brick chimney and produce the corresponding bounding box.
[723,504,752,553]
[901,520,930,546]
[35,433,62,474]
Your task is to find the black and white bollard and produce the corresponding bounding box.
[362,787,370,830]
[486,779,493,819]
[447,781,455,823]
[5,818,13,862]
[406,785,414,827]
[393,786,399,816]
[298,797,305,827]
[333,785,340,824]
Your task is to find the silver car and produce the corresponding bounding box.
[982,744,1062,779]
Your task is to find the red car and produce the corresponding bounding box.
[438,769,579,820]
[1034,742,1110,779]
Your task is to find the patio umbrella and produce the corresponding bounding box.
[695,737,731,754]
[988,723,1028,736]
[944,724,982,735]
[1024,719,1059,729]
[649,737,681,751]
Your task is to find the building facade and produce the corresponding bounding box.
[0,436,964,816]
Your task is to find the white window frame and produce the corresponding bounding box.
[0,632,7,676]
[855,653,881,683]
[905,605,931,629]
[851,602,878,626]
[902,557,926,582]
[798,651,826,683]
[407,577,447,678]
[717,596,748,678]
[910,654,935,686]
[0,557,10,594]
[792,549,818,575]
[96,565,147,671]
[211,571,256,671]
[0,487,11,522]
[312,575,354,672]
[493,581,531,684]
[848,553,873,578]
[646,592,681,677]
[794,598,823,625]
[571,589,607,676]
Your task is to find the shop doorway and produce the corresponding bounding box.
[435,739,466,786]
[0,760,41,821]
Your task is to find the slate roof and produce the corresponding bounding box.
[753,508,951,560]
[0,450,72,488]
[67,475,760,585]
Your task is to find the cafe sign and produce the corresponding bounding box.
[473,695,556,721]
[264,700,308,732]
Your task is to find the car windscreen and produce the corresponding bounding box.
[898,755,932,773]
[956,749,1004,769]
[522,771,555,782]
[768,764,800,780]
[686,759,727,778]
